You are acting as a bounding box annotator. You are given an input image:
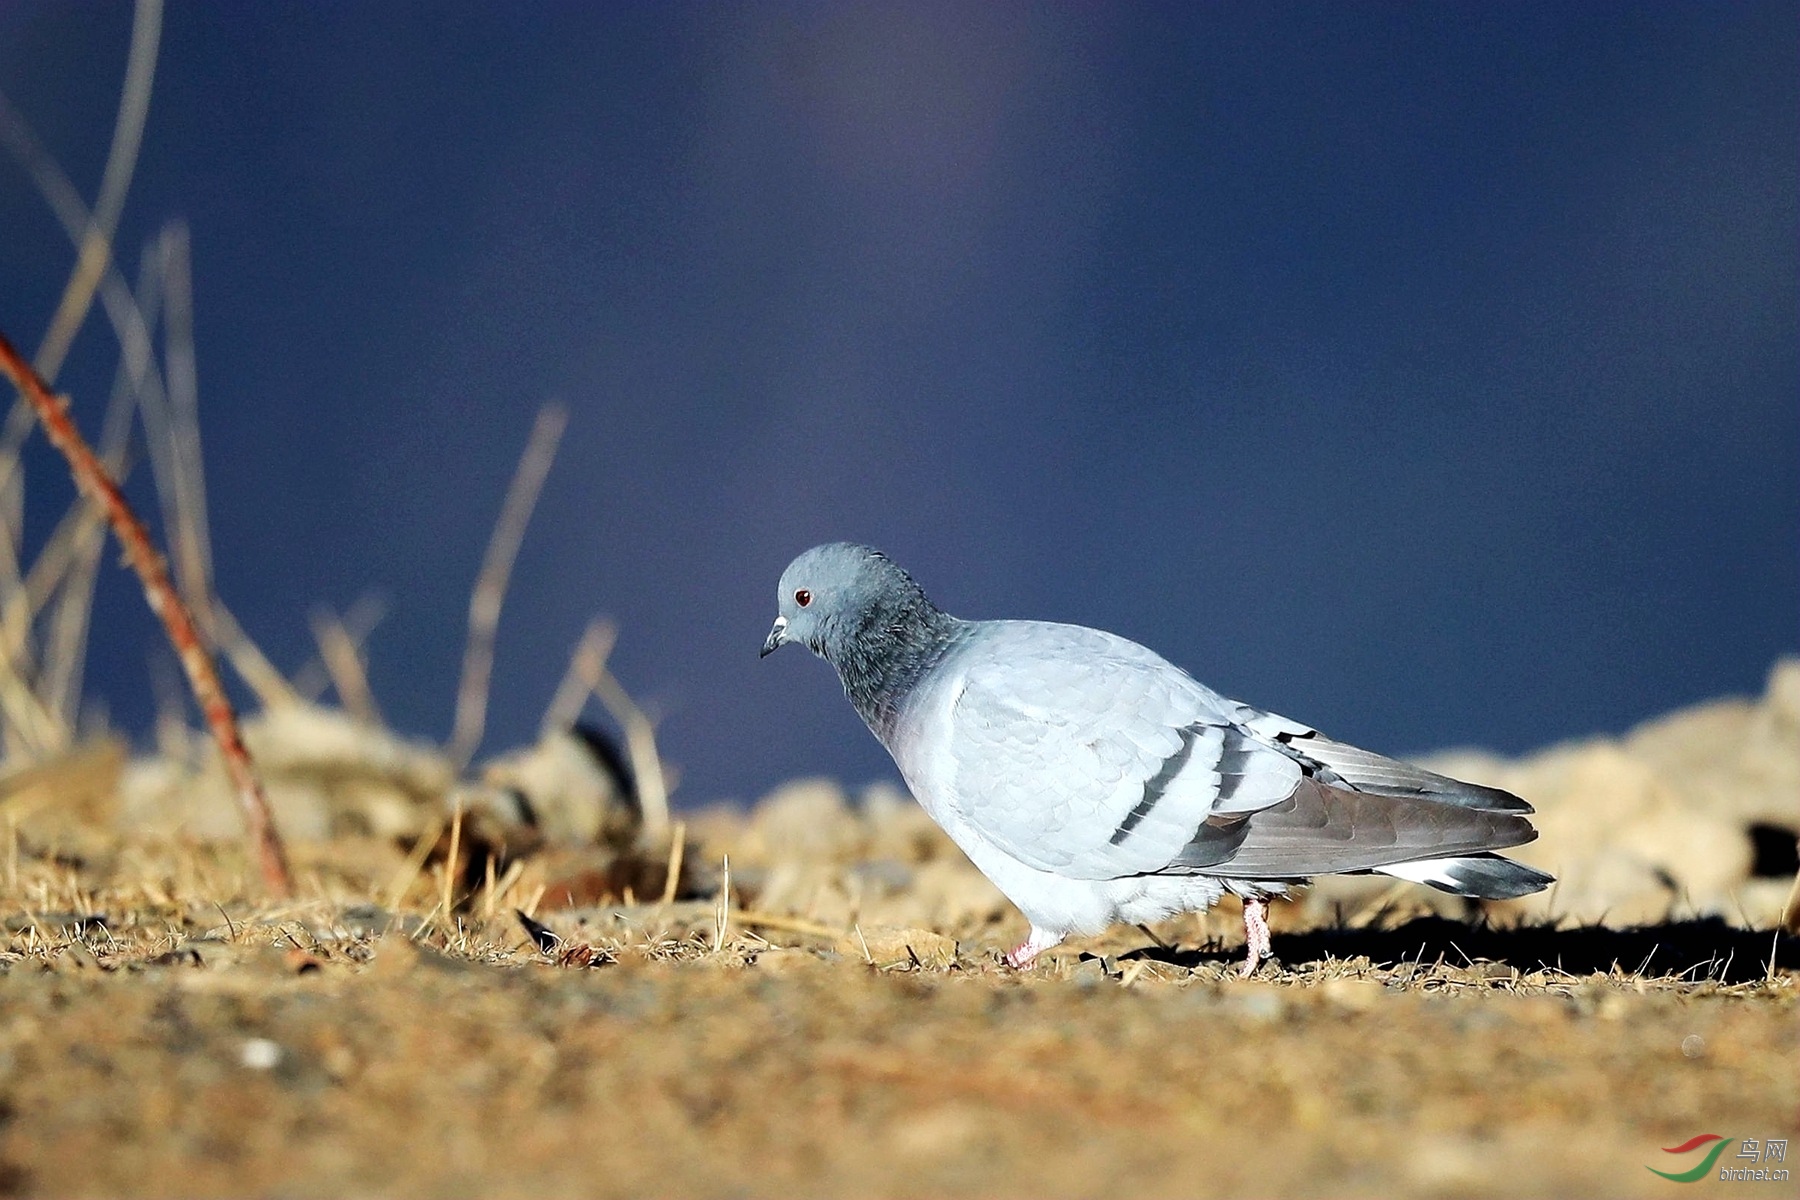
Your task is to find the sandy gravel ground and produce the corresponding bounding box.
[0,837,1791,1200]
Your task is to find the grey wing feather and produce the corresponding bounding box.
[1163,707,1539,878]
[1219,700,1531,813]
[1273,732,1533,812]
[1176,777,1539,878]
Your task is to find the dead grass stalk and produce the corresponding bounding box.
[0,327,292,895]
[449,402,567,769]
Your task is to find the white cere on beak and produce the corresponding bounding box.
[762,614,791,657]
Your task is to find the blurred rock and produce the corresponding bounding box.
[1422,657,1800,928]
[886,858,1010,929]
[471,724,638,848]
[0,739,125,859]
[113,711,645,867]
[741,778,863,863]
[118,704,452,842]
[734,778,969,875]
[724,776,1008,936]
[846,858,914,898]
[249,705,453,834]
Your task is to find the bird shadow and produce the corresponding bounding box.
[1119,915,1797,985]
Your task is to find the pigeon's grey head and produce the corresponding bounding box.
[760,542,933,662]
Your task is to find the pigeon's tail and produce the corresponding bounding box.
[1375,853,1554,900]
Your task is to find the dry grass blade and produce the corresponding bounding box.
[24,372,136,605]
[733,909,844,939]
[148,650,187,762]
[31,0,163,384]
[157,222,216,636]
[39,247,161,729]
[482,857,527,922]
[291,591,384,703]
[0,0,161,619]
[539,618,616,737]
[0,97,193,740]
[591,663,671,845]
[129,229,204,637]
[0,515,22,701]
[1782,863,1800,935]
[0,260,147,751]
[385,817,445,910]
[712,854,731,953]
[0,662,60,759]
[208,599,301,712]
[442,803,463,920]
[0,50,180,747]
[660,820,687,906]
[548,616,672,845]
[0,326,291,896]
[309,606,383,725]
[0,131,179,535]
[448,403,567,769]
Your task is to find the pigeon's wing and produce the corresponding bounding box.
[941,625,1305,880]
[1163,703,1539,877]
[1173,777,1539,878]
[1211,698,1530,812]
[941,625,1539,883]
[1263,728,1533,812]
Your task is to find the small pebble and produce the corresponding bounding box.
[240,1038,282,1070]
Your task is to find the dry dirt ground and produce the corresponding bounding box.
[0,833,1792,1200]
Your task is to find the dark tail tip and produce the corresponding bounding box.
[1427,853,1556,900]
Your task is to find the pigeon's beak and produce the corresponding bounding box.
[760,616,788,658]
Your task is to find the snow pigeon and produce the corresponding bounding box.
[761,543,1553,975]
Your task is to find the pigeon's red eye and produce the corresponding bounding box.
[794,589,812,607]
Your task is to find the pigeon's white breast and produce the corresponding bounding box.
[882,652,1075,904]
[883,653,972,832]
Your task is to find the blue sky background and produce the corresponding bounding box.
[1,3,1794,805]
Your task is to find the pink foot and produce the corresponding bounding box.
[1005,927,1063,969]
[1238,896,1271,978]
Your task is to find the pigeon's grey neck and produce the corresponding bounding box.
[823,589,963,740]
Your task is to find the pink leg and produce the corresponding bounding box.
[1006,927,1064,969]
[1238,897,1271,978]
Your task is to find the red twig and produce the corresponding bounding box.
[0,325,291,896]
